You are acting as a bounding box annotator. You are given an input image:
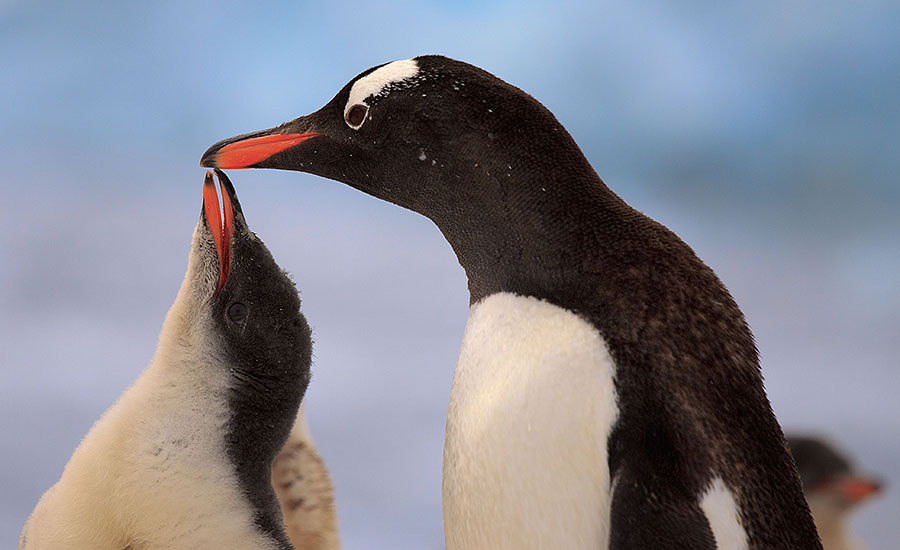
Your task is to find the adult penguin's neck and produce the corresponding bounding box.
[427,161,637,307]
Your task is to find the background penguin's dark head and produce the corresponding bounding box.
[787,435,883,512]
[172,170,312,432]
[200,55,596,225]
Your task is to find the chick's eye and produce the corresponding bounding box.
[345,104,368,128]
[227,302,248,323]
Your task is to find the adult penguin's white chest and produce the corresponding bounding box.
[442,292,620,550]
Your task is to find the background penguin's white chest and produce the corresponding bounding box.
[442,292,619,550]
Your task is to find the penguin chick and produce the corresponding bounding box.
[273,402,341,550]
[19,170,311,550]
[787,435,883,550]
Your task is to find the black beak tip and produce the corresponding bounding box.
[200,144,220,168]
[213,168,245,218]
[214,168,234,194]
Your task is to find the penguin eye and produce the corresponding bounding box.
[227,302,248,323]
[345,104,368,129]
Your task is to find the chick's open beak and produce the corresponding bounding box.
[202,170,235,291]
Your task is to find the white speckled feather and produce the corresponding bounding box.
[344,58,419,119]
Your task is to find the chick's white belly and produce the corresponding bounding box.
[442,292,619,550]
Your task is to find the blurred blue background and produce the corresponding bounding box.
[2,1,897,548]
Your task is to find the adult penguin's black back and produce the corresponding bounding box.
[202,55,822,549]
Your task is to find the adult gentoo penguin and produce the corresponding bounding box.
[20,170,312,550]
[201,56,822,549]
[787,435,882,550]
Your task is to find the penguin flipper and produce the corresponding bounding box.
[608,469,717,550]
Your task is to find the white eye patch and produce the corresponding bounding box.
[343,58,419,129]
